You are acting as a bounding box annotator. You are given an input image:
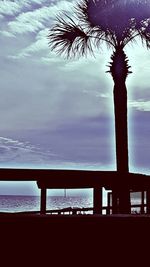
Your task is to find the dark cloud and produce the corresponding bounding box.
[1,115,115,168]
[0,136,58,166]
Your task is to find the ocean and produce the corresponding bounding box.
[0,195,93,213]
[0,194,143,214]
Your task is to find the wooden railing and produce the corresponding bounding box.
[7,203,147,215]
[35,203,148,215]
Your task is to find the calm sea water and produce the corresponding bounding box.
[0,195,143,213]
[0,195,93,213]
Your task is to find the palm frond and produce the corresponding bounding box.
[138,25,150,49]
[126,1,150,48]
[48,13,93,58]
[74,0,141,47]
[75,0,88,23]
[48,0,150,56]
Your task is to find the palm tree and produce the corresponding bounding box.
[48,0,150,213]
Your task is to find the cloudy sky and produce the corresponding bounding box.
[0,0,150,194]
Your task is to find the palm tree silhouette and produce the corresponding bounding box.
[48,0,150,213]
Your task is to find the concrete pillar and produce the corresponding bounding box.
[93,187,102,214]
[40,188,47,214]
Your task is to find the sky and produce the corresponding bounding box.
[0,0,150,195]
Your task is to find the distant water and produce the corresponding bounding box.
[0,195,93,213]
[0,195,143,213]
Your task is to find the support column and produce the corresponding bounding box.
[112,189,119,214]
[141,191,145,214]
[146,189,150,214]
[93,187,102,214]
[40,188,47,215]
[119,188,131,214]
[107,192,111,215]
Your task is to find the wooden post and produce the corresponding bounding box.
[40,188,47,214]
[119,188,131,214]
[107,192,111,215]
[146,189,150,214]
[93,187,102,214]
[112,189,119,214]
[141,191,145,214]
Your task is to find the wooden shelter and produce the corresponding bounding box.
[0,168,150,214]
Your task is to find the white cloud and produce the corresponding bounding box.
[7,1,74,35]
[0,136,56,164]
[40,55,63,64]
[12,28,50,58]
[8,14,44,34]
[0,1,21,16]
[129,100,150,111]
[0,30,15,37]
[0,0,49,17]
[125,42,150,89]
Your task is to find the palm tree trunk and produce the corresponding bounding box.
[114,79,130,214]
[113,80,128,173]
[110,48,131,213]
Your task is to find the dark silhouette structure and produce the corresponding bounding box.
[48,0,150,213]
[0,168,150,214]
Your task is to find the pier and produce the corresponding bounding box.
[0,168,150,214]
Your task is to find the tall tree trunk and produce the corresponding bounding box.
[114,80,128,172]
[114,80,130,213]
[109,48,131,213]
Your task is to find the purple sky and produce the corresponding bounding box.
[0,0,150,195]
